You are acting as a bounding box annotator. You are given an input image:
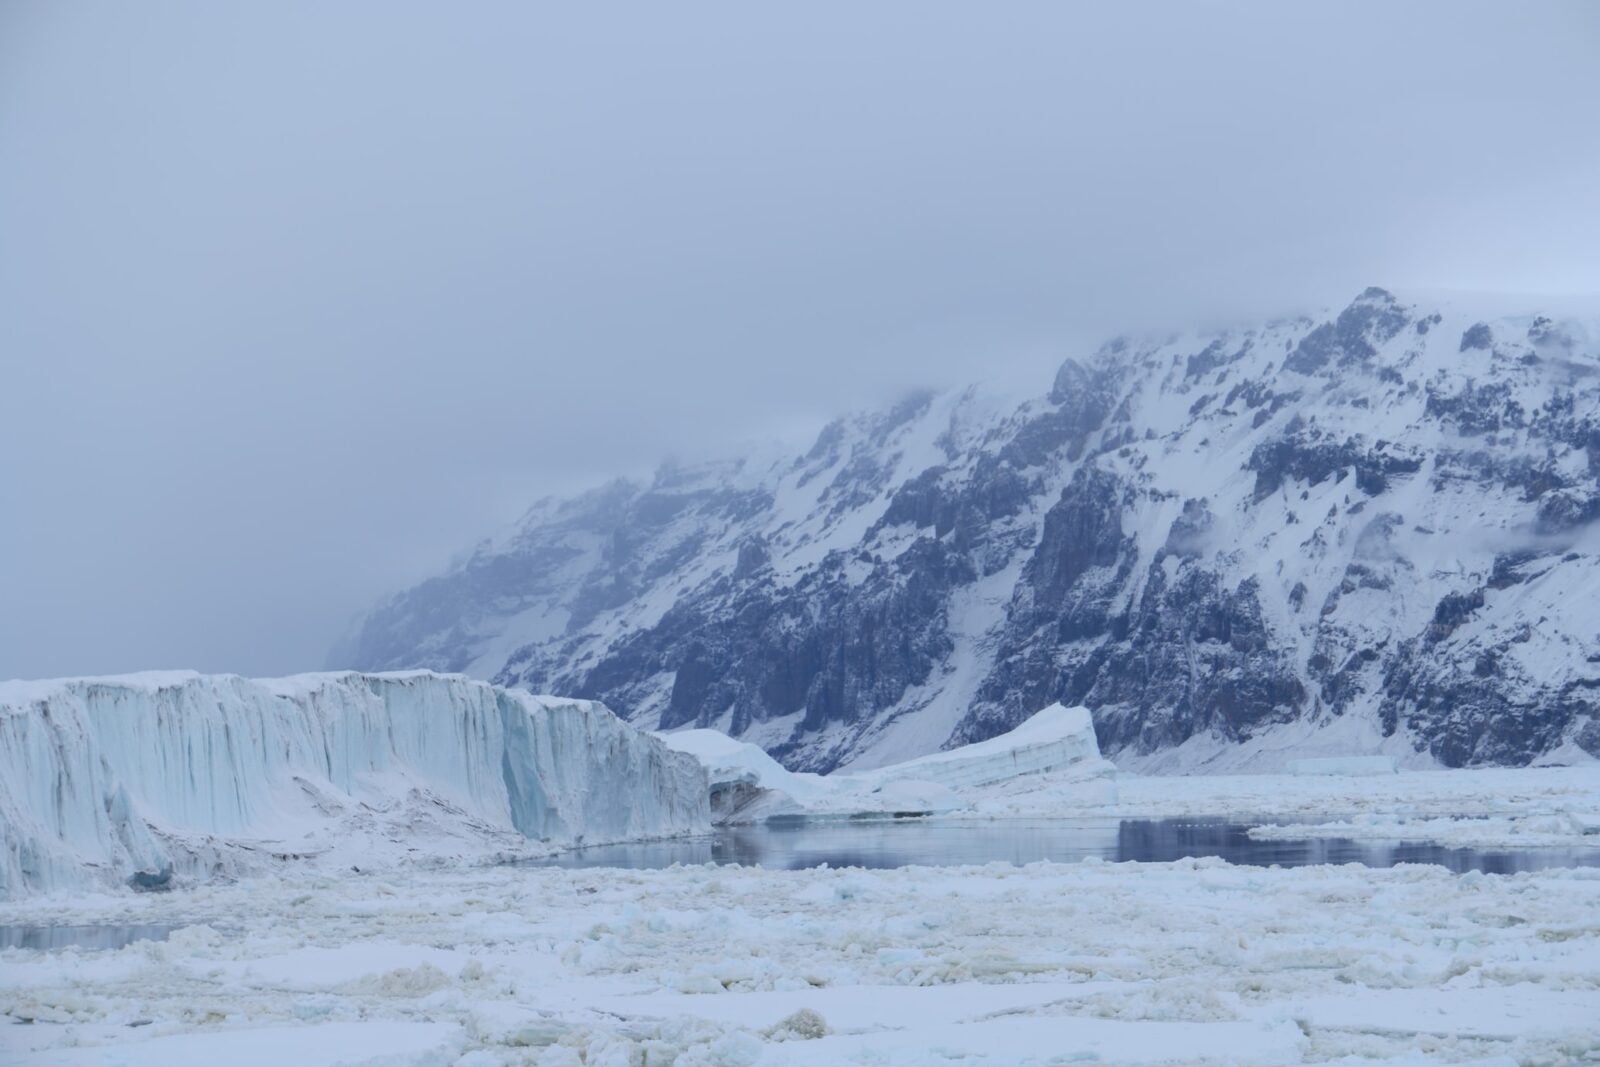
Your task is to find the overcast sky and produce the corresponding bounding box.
[2,2,1597,679]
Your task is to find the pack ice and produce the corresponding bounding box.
[660,702,1117,822]
[0,671,709,899]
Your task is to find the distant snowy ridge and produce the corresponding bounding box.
[341,289,1600,774]
[0,671,708,899]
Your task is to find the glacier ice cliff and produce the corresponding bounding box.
[0,671,708,899]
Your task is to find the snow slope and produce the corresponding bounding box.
[0,671,708,899]
[341,289,1600,774]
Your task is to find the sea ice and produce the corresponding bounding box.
[3,854,1597,1065]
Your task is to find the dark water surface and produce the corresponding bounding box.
[0,924,177,952]
[531,817,1600,874]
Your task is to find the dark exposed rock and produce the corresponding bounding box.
[1536,488,1600,534]
[1429,589,1485,642]
[734,536,771,579]
[1488,552,1537,589]
[1379,651,1590,767]
[1283,288,1410,375]
[1247,427,1421,502]
[589,534,973,766]
[1460,323,1493,351]
[965,556,1306,755]
[1025,465,1129,606]
[1424,379,1524,436]
[1185,339,1251,380]
[1044,358,1118,461]
[1578,718,1600,758]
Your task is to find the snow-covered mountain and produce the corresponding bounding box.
[338,289,1600,774]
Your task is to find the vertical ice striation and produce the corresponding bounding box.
[0,671,708,898]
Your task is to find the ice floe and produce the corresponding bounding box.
[4,855,1598,1065]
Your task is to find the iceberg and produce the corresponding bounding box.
[660,703,1117,822]
[852,704,1113,791]
[0,671,708,899]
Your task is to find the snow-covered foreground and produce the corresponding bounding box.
[4,857,1599,1066]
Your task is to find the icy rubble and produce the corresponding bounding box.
[659,703,1116,823]
[0,671,708,899]
[4,856,1598,1065]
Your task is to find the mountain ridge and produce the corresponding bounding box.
[338,288,1600,774]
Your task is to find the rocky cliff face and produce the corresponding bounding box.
[338,290,1600,773]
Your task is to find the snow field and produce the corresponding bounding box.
[3,857,1598,1065]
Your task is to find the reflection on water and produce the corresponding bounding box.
[1110,818,1600,874]
[0,924,177,952]
[530,817,1600,874]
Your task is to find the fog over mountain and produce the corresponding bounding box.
[3,2,1598,680]
[340,288,1600,772]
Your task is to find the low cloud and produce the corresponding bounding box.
[2,2,1597,676]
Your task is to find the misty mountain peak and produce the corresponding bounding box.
[340,291,1600,774]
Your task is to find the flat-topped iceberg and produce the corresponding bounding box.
[0,671,708,898]
[660,703,1116,822]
